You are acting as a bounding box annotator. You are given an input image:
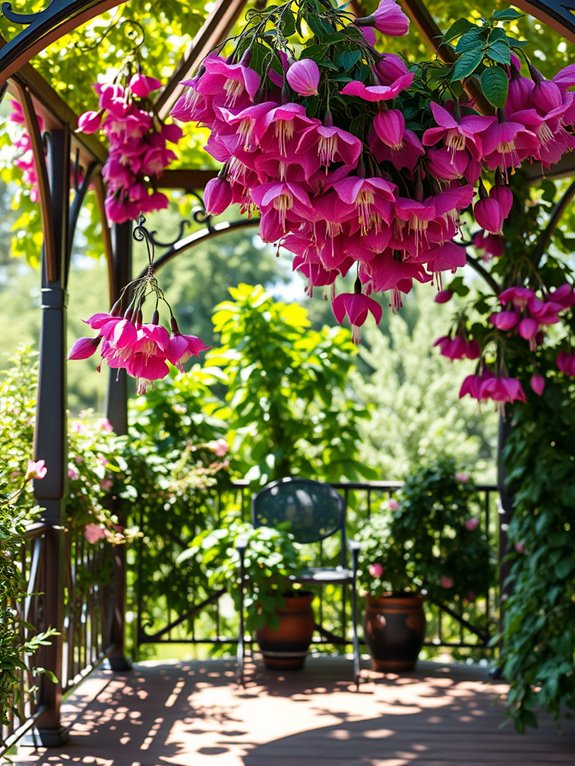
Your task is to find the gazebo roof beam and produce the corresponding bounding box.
[156,0,251,120]
[0,0,123,85]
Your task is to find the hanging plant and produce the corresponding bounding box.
[170,0,575,366]
[76,19,182,224]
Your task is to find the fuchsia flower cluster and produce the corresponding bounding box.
[77,73,181,223]
[9,101,44,202]
[69,309,209,394]
[170,0,575,341]
[452,283,575,407]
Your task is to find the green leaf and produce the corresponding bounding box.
[443,18,475,42]
[480,66,509,107]
[456,28,488,53]
[487,41,511,65]
[307,14,334,40]
[493,8,523,21]
[508,38,528,48]
[451,49,483,81]
[335,50,362,72]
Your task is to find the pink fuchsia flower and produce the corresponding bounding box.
[530,374,545,396]
[196,56,260,108]
[25,459,47,481]
[357,26,377,46]
[434,334,480,361]
[498,286,535,309]
[68,336,102,360]
[479,375,527,406]
[355,0,410,36]
[84,524,107,544]
[474,197,504,235]
[204,177,233,215]
[556,350,575,376]
[77,110,102,133]
[368,562,384,578]
[548,283,575,309]
[340,72,414,102]
[422,102,494,157]
[167,331,210,372]
[332,291,383,343]
[370,109,424,171]
[296,123,362,173]
[480,119,539,177]
[128,73,162,98]
[464,517,479,531]
[473,232,504,259]
[331,176,396,236]
[434,290,453,304]
[489,310,520,331]
[440,576,454,589]
[286,59,320,96]
[456,472,470,484]
[375,53,409,84]
[388,498,400,511]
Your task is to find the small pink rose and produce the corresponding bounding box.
[100,478,113,491]
[455,471,469,483]
[515,541,526,554]
[68,467,79,480]
[388,499,400,511]
[464,517,479,531]
[368,563,384,578]
[98,418,114,432]
[440,576,454,589]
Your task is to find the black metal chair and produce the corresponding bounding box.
[237,477,361,687]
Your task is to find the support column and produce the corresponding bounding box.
[106,221,133,671]
[33,128,70,746]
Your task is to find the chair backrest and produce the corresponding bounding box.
[252,477,345,545]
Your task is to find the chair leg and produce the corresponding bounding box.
[236,545,246,687]
[351,580,361,689]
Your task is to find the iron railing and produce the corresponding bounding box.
[0,523,116,757]
[135,480,501,656]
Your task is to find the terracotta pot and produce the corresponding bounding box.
[256,591,315,670]
[364,593,426,672]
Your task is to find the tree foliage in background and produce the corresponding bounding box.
[356,289,497,481]
[207,283,374,485]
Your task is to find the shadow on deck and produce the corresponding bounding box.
[15,656,575,765]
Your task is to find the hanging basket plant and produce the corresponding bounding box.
[170,0,575,357]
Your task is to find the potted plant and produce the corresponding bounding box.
[356,456,492,671]
[187,519,315,670]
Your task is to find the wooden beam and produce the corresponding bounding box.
[156,0,250,119]
[514,0,575,44]
[157,168,218,190]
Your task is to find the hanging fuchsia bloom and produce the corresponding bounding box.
[434,290,453,304]
[557,350,575,376]
[128,73,162,98]
[332,291,383,342]
[530,374,545,395]
[499,286,535,309]
[354,0,410,37]
[489,310,519,331]
[434,334,480,360]
[340,72,413,102]
[204,176,233,215]
[68,336,102,360]
[286,59,320,96]
[423,102,494,158]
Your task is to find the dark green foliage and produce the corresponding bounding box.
[499,382,575,731]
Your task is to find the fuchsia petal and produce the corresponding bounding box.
[286,59,321,97]
[68,336,101,360]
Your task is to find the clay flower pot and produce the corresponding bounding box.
[256,591,315,670]
[364,593,426,672]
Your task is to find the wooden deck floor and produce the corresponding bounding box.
[14,656,575,765]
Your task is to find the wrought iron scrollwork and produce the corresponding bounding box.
[188,190,215,233]
[2,0,61,25]
[148,219,191,249]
